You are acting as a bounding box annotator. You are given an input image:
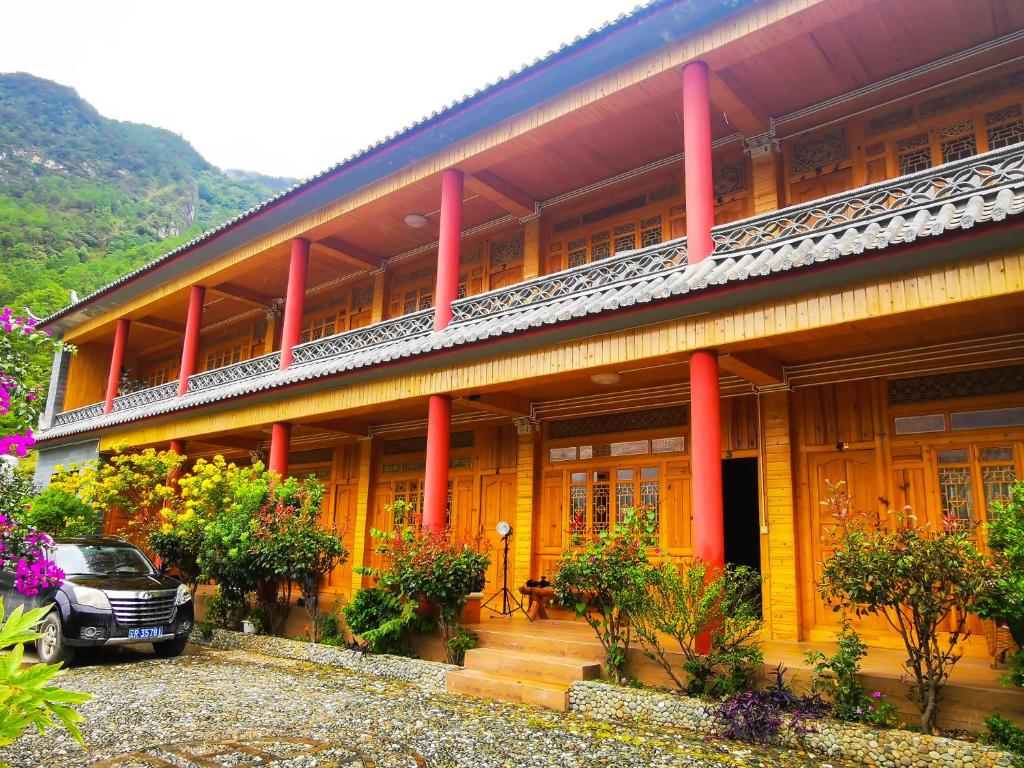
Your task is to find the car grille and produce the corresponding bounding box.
[108,593,176,626]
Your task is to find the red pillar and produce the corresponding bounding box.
[682,61,714,263]
[178,285,206,396]
[434,169,463,331]
[279,238,310,369]
[690,350,724,569]
[268,422,291,477]
[169,440,185,455]
[422,395,451,532]
[103,318,130,414]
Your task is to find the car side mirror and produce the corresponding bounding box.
[159,562,170,575]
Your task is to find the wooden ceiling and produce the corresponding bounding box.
[109,0,1024,358]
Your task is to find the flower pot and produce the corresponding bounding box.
[242,620,256,634]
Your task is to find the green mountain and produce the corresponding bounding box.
[0,72,295,317]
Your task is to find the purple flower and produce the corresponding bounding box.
[872,690,882,699]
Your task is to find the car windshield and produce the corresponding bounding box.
[51,543,156,576]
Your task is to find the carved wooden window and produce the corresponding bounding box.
[896,133,932,176]
[980,446,1017,518]
[202,339,245,371]
[300,311,338,344]
[140,357,178,388]
[302,279,375,337]
[937,449,974,520]
[986,105,1024,150]
[938,118,978,164]
[568,465,662,536]
[791,128,850,175]
[640,216,663,248]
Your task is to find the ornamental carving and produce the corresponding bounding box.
[713,161,747,198]
[791,128,849,174]
[112,381,178,412]
[290,310,434,366]
[289,448,335,466]
[187,353,281,392]
[918,70,1024,118]
[382,430,474,456]
[351,282,374,308]
[490,235,522,268]
[548,406,686,439]
[888,365,1024,405]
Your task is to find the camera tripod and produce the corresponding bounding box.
[480,530,528,618]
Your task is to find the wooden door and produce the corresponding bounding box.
[805,450,889,639]
[322,483,357,595]
[479,474,516,593]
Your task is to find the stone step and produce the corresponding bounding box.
[463,647,600,685]
[473,624,607,665]
[445,668,570,711]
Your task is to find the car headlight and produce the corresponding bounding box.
[72,585,111,610]
[175,584,192,606]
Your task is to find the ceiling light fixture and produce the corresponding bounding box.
[404,213,429,229]
[590,372,622,386]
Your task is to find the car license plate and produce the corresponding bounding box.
[128,627,163,640]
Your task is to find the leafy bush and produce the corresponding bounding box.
[367,509,489,665]
[620,559,763,696]
[0,463,34,522]
[317,611,341,643]
[202,587,243,630]
[717,665,826,744]
[817,480,994,734]
[978,480,1024,628]
[26,486,99,538]
[0,599,90,764]
[805,618,899,727]
[446,626,478,666]
[985,713,1024,763]
[554,507,656,679]
[342,587,409,655]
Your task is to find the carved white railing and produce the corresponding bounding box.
[51,402,105,428]
[289,309,435,365]
[186,352,282,393]
[112,381,179,412]
[712,142,1024,253]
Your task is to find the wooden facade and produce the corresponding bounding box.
[34,0,1024,658]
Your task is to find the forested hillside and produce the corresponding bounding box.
[0,73,294,317]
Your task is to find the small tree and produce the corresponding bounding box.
[252,476,346,642]
[817,480,994,734]
[620,559,763,696]
[554,507,656,679]
[368,511,489,665]
[25,487,100,538]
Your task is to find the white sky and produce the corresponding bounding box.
[1,0,639,179]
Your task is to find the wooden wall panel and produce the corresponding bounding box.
[64,341,110,409]
[722,395,759,453]
[796,381,876,447]
[349,438,375,592]
[514,431,537,584]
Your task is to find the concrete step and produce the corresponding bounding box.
[473,625,607,665]
[463,647,600,685]
[445,668,570,711]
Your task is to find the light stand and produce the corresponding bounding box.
[481,522,527,618]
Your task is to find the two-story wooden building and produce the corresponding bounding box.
[33,0,1024,656]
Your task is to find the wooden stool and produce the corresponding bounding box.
[519,586,557,620]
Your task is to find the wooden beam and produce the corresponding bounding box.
[314,237,380,272]
[719,350,785,387]
[134,317,185,335]
[455,393,532,418]
[464,171,536,217]
[199,434,262,451]
[303,417,373,437]
[708,69,771,136]
[209,283,277,310]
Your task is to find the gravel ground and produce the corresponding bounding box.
[3,645,860,768]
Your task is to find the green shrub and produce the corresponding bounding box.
[0,599,91,763]
[203,587,243,630]
[0,465,35,522]
[446,626,478,666]
[554,507,656,679]
[620,559,763,696]
[985,713,1024,765]
[317,611,341,643]
[25,486,100,538]
[367,514,489,665]
[805,618,900,727]
[343,587,419,656]
[978,480,1024,629]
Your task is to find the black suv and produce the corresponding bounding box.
[0,536,195,664]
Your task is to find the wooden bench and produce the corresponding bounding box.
[519,586,557,620]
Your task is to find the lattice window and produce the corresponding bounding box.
[888,365,1024,405]
[937,449,974,520]
[300,312,337,344]
[569,477,587,535]
[549,406,686,439]
[390,480,424,526]
[567,466,662,537]
[980,446,1017,519]
[986,105,1024,150]
[203,342,244,371]
[418,295,433,311]
[592,474,611,533]
[567,238,587,268]
[591,231,611,261]
[640,216,663,248]
[615,469,635,523]
[639,467,661,533]
[939,119,977,164]
[141,357,177,388]
[613,222,636,254]
[897,133,932,176]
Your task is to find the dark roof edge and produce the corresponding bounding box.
[42,0,755,333]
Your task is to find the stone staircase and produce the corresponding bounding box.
[445,646,601,711]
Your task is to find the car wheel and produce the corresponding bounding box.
[153,634,189,658]
[36,611,75,666]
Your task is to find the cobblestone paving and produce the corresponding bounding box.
[4,646,860,768]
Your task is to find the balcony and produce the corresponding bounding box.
[44,142,1024,439]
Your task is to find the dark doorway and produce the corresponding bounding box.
[722,457,761,574]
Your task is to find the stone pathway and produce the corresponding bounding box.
[4,646,860,768]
